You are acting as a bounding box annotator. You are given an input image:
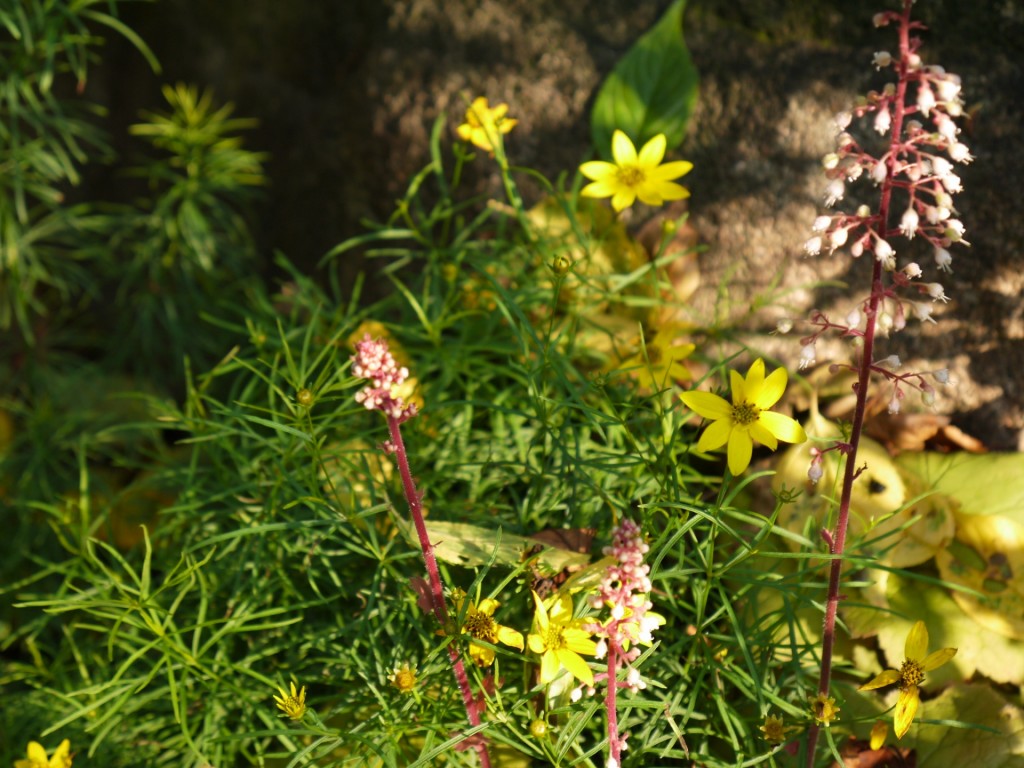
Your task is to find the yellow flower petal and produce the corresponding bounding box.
[921,646,957,671]
[579,160,619,182]
[650,160,694,180]
[637,133,667,166]
[870,720,888,750]
[696,418,732,452]
[557,647,595,687]
[729,367,747,403]
[749,421,779,451]
[894,686,920,739]
[858,668,901,690]
[497,624,525,651]
[539,649,560,683]
[743,358,766,395]
[469,642,496,666]
[758,410,807,444]
[905,620,929,661]
[28,743,48,763]
[611,130,638,165]
[477,598,500,616]
[611,188,637,212]
[680,390,732,421]
[727,428,754,475]
[755,366,788,409]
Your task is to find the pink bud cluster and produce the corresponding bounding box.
[585,520,661,687]
[351,334,418,422]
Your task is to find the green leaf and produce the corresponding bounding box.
[590,0,698,159]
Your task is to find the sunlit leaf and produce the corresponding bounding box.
[590,0,698,159]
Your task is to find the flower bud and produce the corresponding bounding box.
[874,238,894,262]
[934,247,953,272]
[917,84,936,116]
[799,343,817,370]
[873,51,892,69]
[874,106,892,135]
[949,141,973,163]
[804,236,823,256]
[824,179,845,207]
[899,207,919,238]
[934,368,950,384]
[903,262,922,278]
[871,160,888,184]
[813,215,832,232]
[924,282,949,302]
[880,354,901,368]
[830,228,849,248]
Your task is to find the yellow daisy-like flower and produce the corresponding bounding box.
[679,358,807,476]
[456,96,517,154]
[858,620,957,739]
[759,714,798,744]
[527,591,598,687]
[579,129,693,212]
[450,589,524,667]
[14,739,72,768]
[273,681,307,721]
[387,661,418,694]
[619,325,695,393]
[809,692,840,726]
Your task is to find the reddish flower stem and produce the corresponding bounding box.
[387,415,491,768]
[806,3,912,764]
[605,643,621,765]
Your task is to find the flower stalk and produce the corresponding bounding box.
[352,334,491,767]
[802,2,969,762]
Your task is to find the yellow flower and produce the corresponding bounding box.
[618,325,695,392]
[527,591,598,687]
[579,130,693,212]
[809,693,840,726]
[450,589,524,667]
[14,739,72,768]
[387,661,418,694]
[456,96,517,154]
[759,714,797,744]
[858,620,957,739]
[679,358,807,476]
[273,681,307,721]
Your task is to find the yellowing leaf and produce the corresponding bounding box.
[407,519,592,574]
[935,512,1024,640]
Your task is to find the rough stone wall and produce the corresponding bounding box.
[99,0,1024,448]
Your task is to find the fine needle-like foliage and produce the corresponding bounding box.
[3,2,1006,768]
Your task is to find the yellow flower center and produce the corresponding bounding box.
[616,165,646,189]
[465,610,498,643]
[731,401,761,426]
[392,667,417,693]
[541,625,566,650]
[900,658,924,689]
